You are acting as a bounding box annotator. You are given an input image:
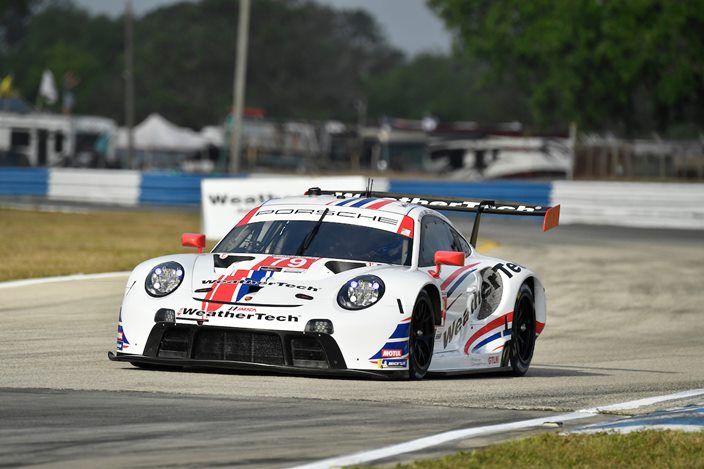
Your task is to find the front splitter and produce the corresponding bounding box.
[108,351,407,380]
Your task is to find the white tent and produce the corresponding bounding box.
[116,113,206,152]
[200,125,224,147]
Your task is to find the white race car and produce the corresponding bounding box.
[108,188,560,379]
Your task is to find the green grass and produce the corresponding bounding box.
[362,431,704,469]
[0,207,498,282]
[0,208,212,282]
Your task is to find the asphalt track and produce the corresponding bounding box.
[1,219,703,468]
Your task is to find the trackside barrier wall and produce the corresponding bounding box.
[48,168,141,206]
[551,181,704,230]
[0,167,48,196]
[139,172,238,206]
[390,180,552,225]
[1,167,702,230]
[389,180,552,207]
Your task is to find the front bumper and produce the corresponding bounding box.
[108,323,405,380]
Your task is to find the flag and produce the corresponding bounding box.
[38,69,57,104]
[0,75,12,97]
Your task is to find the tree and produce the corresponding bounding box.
[133,0,402,127]
[366,53,531,124]
[1,0,402,127]
[0,0,42,52]
[428,0,704,135]
[1,2,122,115]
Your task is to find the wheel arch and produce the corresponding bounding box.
[527,275,547,329]
[421,283,443,326]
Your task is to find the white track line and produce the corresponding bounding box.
[584,388,704,412]
[0,271,130,289]
[288,388,704,469]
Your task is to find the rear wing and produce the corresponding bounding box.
[305,188,560,246]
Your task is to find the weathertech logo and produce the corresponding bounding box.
[208,194,275,205]
[177,307,299,322]
[331,192,542,213]
[202,278,319,292]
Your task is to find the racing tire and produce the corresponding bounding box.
[508,283,536,376]
[408,290,435,380]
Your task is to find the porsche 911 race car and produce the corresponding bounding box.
[108,188,560,379]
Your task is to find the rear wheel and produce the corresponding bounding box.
[408,291,435,380]
[509,283,536,376]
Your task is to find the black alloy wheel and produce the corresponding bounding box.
[509,283,536,376]
[409,290,435,380]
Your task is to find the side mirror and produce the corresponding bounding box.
[430,251,464,278]
[182,233,206,254]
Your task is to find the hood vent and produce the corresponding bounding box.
[214,255,255,268]
[325,260,366,274]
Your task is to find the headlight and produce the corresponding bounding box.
[145,261,184,297]
[337,275,385,310]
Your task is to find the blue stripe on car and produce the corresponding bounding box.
[350,198,375,207]
[336,198,361,206]
[446,268,477,298]
[471,331,502,352]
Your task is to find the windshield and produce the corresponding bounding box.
[214,220,413,265]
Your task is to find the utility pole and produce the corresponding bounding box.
[125,0,135,169]
[229,0,251,174]
[354,99,366,171]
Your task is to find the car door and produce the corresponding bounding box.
[418,215,474,352]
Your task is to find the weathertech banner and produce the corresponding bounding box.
[201,176,387,239]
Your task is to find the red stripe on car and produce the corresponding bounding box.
[396,215,415,238]
[536,321,545,334]
[464,312,513,354]
[440,262,480,290]
[236,206,260,226]
[367,199,394,210]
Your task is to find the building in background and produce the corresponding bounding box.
[0,109,116,168]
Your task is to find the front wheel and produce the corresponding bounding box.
[408,291,435,380]
[508,283,536,376]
